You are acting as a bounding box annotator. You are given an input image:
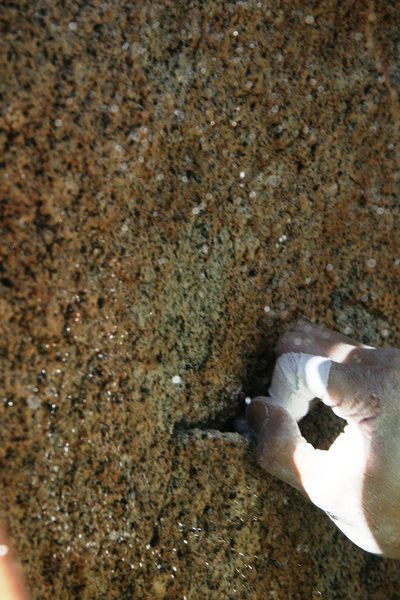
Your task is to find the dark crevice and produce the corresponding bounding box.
[173,344,276,436]
[173,413,242,436]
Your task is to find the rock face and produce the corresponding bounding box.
[1,1,400,598]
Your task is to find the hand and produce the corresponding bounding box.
[245,321,400,558]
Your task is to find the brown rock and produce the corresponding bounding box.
[1,1,399,598]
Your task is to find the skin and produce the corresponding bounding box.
[0,525,29,600]
[245,321,400,558]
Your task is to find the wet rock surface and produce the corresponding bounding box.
[1,1,400,598]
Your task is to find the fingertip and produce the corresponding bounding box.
[233,417,249,435]
[246,396,270,437]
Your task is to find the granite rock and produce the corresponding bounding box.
[1,0,400,598]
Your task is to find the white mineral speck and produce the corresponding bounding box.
[266,175,282,188]
[172,375,182,385]
[54,119,63,127]
[27,396,41,410]
[264,305,271,313]
[326,263,334,272]
[240,171,246,179]
[367,258,376,268]
[110,104,119,113]
[305,15,315,24]
[245,397,252,405]
[68,21,78,31]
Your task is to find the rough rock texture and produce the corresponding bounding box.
[1,0,400,598]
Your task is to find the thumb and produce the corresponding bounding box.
[246,397,365,517]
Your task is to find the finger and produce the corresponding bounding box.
[269,353,332,421]
[277,326,400,368]
[246,398,309,492]
[246,398,350,509]
[270,352,384,425]
[246,397,382,553]
[245,396,270,439]
[326,361,385,423]
[288,320,368,348]
[276,326,380,366]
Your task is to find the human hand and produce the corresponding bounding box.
[245,321,400,558]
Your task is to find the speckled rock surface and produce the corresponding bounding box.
[1,0,400,598]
